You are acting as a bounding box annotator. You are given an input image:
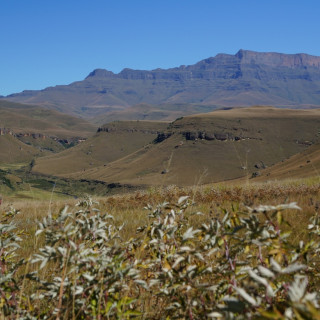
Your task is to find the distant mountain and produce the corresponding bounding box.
[3,50,320,121]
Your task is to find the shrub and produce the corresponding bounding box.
[0,195,319,318]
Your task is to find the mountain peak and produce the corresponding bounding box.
[86,69,114,79]
[235,48,245,58]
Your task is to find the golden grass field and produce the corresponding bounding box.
[0,177,319,318]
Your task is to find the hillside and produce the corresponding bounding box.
[0,134,41,164]
[250,143,320,182]
[0,100,96,138]
[33,107,320,186]
[91,103,215,124]
[32,121,169,176]
[3,50,320,122]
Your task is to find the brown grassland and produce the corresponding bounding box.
[1,176,320,319]
[33,107,320,186]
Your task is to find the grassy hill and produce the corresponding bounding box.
[0,134,41,164]
[250,143,320,182]
[32,107,320,186]
[32,121,169,176]
[0,100,96,138]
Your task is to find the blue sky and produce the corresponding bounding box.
[1,0,320,96]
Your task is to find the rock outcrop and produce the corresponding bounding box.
[181,131,258,141]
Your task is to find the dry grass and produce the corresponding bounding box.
[31,107,320,186]
[4,178,318,263]
[1,177,318,318]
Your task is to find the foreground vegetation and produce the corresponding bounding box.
[1,180,320,319]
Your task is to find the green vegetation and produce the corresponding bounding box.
[0,163,137,201]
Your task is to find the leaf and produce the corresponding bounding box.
[258,266,275,278]
[57,247,67,256]
[248,270,274,297]
[207,311,223,318]
[282,263,306,274]
[191,211,203,215]
[83,273,95,281]
[250,202,301,213]
[186,265,197,273]
[270,258,282,273]
[178,196,189,205]
[75,286,84,295]
[194,252,204,261]
[206,285,218,291]
[35,229,43,237]
[288,276,308,302]
[182,227,200,241]
[201,266,213,274]
[39,258,48,270]
[134,279,148,290]
[172,256,185,269]
[179,246,193,252]
[233,286,258,306]
[248,269,267,284]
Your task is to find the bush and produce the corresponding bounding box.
[1,196,320,318]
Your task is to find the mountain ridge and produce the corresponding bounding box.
[85,49,320,81]
[3,49,320,122]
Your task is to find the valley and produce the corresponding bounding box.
[0,103,319,202]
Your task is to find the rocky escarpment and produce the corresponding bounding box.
[153,130,261,143]
[0,127,86,148]
[152,115,264,143]
[183,131,241,141]
[97,121,169,137]
[86,50,320,82]
[153,132,173,143]
[0,128,15,136]
[97,126,162,135]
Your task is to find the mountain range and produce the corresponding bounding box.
[3,49,320,123]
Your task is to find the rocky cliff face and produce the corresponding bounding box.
[84,49,320,81]
[236,49,320,68]
[4,50,320,119]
